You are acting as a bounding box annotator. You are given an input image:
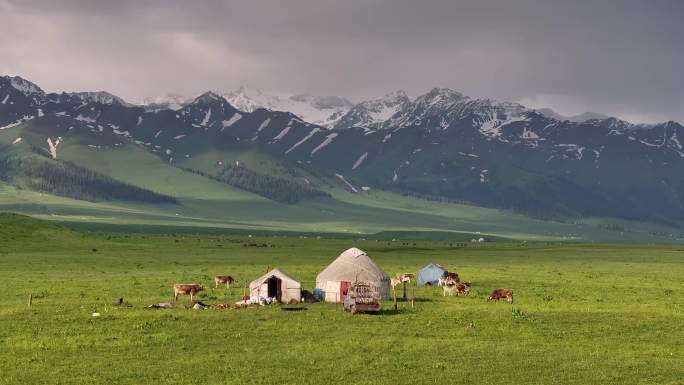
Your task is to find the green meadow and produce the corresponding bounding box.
[0,214,683,385]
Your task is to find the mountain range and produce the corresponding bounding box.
[2,74,684,237]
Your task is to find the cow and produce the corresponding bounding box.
[443,282,470,297]
[395,273,415,283]
[173,284,204,302]
[214,275,237,289]
[444,272,460,283]
[487,288,514,303]
[438,272,460,287]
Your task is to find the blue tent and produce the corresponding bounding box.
[417,263,447,286]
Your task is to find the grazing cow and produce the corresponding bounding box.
[444,272,460,283]
[173,284,204,302]
[395,273,415,283]
[214,275,237,289]
[443,283,470,297]
[488,288,514,303]
[438,273,460,287]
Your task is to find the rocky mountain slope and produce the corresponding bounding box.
[2,74,684,224]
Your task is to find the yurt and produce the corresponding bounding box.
[315,247,390,302]
[417,263,447,286]
[249,268,301,303]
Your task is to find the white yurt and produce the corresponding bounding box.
[315,247,390,302]
[249,268,301,303]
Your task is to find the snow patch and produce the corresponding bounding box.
[272,126,290,140]
[221,113,242,130]
[47,137,61,159]
[1,95,8,104]
[285,127,320,154]
[174,134,186,139]
[335,174,358,193]
[154,130,162,138]
[352,152,368,170]
[0,121,22,131]
[200,108,212,126]
[311,133,338,155]
[479,113,530,138]
[75,114,96,123]
[37,108,44,117]
[257,118,271,132]
[113,128,131,137]
[137,116,143,126]
[12,137,22,145]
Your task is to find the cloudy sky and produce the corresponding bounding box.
[0,0,682,123]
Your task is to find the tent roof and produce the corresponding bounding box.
[316,247,389,283]
[250,268,300,288]
[420,263,445,271]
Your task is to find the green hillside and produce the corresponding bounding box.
[1,119,683,242]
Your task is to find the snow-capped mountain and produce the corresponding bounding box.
[141,94,192,111]
[140,87,354,128]
[68,91,130,106]
[222,87,353,128]
[4,74,684,223]
[332,90,411,130]
[4,75,44,96]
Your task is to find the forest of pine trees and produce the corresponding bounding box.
[0,155,178,204]
[188,165,330,204]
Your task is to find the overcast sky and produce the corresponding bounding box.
[1,0,682,123]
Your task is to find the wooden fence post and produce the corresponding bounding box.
[392,285,397,310]
[411,285,415,309]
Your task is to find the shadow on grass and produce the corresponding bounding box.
[281,306,308,312]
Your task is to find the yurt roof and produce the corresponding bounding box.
[316,247,389,283]
[250,268,300,287]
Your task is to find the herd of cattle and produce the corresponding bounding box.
[394,271,514,303]
[172,272,513,305]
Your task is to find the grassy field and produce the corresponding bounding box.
[0,214,682,385]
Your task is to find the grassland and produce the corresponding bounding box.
[0,214,682,385]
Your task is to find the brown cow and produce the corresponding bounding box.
[445,272,460,283]
[443,282,470,297]
[487,288,514,303]
[214,275,237,289]
[173,284,204,302]
[438,272,460,287]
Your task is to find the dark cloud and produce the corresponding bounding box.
[1,0,682,122]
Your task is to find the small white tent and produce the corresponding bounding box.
[315,247,390,303]
[249,268,301,303]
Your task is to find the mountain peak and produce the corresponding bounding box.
[421,87,466,103]
[193,91,226,104]
[68,91,129,106]
[2,75,45,96]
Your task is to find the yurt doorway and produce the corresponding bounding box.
[340,281,352,298]
[267,276,282,300]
